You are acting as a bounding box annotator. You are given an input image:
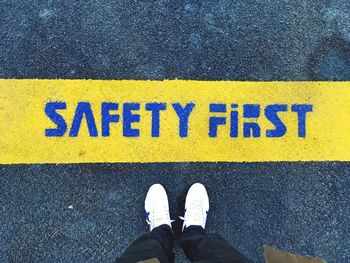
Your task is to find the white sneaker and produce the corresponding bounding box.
[181,183,209,230]
[144,184,172,231]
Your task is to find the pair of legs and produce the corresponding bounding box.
[117,183,252,263]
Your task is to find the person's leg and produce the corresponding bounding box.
[181,225,251,263]
[117,224,174,263]
[117,184,174,263]
[179,183,252,263]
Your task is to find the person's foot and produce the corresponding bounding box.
[181,183,209,230]
[145,184,172,231]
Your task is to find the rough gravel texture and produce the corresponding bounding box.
[1,0,350,262]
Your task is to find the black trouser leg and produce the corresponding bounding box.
[117,224,174,263]
[180,226,252,263]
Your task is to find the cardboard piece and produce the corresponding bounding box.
[264,245,327,263]
[138,259,160,263]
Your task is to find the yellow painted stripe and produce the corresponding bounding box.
[0,79,349,164]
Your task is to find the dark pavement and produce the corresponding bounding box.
[1,0,350,262]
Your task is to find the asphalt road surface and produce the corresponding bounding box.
[1,0,350,262]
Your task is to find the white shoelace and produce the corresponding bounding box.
[180,200,207,228]
[146,203,172,229]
